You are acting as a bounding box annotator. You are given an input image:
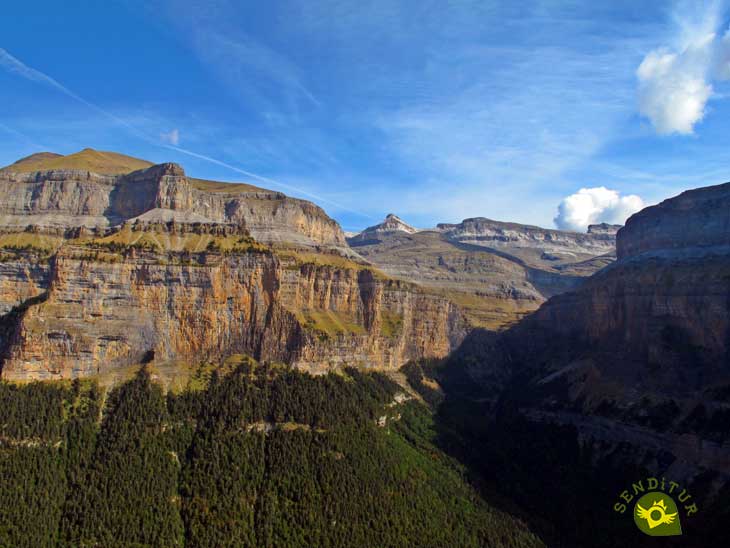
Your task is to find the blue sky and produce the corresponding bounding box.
[2,1,730,232]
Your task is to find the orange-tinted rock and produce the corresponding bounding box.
[0,248,466,380]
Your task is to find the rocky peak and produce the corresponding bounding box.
[135,162,186,178]
[348,213,418,244]
[381,214,417,233]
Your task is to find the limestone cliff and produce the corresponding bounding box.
[0,245,465,380]
[617,181,730,259]
[0,151,347,250]
[0,149,465,381]
[0,251,51,315]
[437,217,616,263]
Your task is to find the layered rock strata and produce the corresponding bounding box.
[0,162,347,250]
[0,245,466,380]
[349,215,618,328]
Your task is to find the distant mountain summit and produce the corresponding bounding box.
[436,217,617,253]
[348,213,418,243]
[586,222,622,236]
[380,213,418,233]
[348,214,618,329]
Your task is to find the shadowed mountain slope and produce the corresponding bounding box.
[421,181,730,547]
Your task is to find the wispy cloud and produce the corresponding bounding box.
[6,2,721,231]
[0,48,85,102]
[140,2,675,228]
[1,47,169,148]
[367,30,651,225]
[160,128,180,145]
[164,2,320,123]
[193,34,320,109]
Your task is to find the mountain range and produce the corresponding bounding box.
[0,148,616,383]
[0,148,728,547]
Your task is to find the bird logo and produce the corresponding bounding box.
[636,498,677,529]
[633,492,682,536]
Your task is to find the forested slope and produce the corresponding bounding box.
[0,363,542,548]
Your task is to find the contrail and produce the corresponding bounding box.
[160,144,358,212]
[0,48,150,142]
[0,121,45,150]
[1,49,85,101]
[0,47,375,220]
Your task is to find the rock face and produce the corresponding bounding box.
[0,253,51,315]
[0,157,347,250]
[0,150,466,380]
[465,181,730,483]
[349,215,617,329]
[0,246,466,380]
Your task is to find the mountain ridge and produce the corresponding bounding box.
[348,213,618,328]
[1,148,154,175]
[0,149,634,383]
[0,155,347,249]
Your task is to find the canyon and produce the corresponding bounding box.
[1,147,729,547]
[387,180,730,547]
[0,149,619,382]
[5,150,727,475]
[449,181,730,492]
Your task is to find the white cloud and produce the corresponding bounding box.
[554,187,644,232]
[160,128,180,145]
[637,48,712,134]
[637,1,730,134]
